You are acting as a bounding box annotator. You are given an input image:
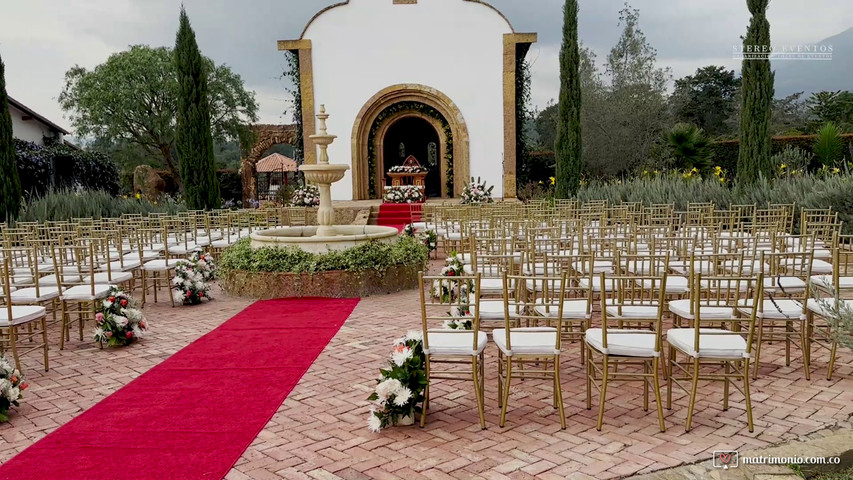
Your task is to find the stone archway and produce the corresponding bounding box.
[352,84,470,200]
[241,124,299,203]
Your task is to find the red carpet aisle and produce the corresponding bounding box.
[0,298,359,480]
[377,203,422,232]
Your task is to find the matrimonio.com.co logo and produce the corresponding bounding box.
[713,451,739,469]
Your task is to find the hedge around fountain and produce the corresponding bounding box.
[219,236,429,299]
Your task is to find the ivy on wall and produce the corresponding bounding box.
[516,56,534,188]
[283,51,304,163]
[367,102,454,198]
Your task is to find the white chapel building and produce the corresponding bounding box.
[279,0,537,200]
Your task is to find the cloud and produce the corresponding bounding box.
[1,0,850,133]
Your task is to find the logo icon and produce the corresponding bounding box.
[713,451,739,469]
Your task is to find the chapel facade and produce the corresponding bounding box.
[279,0,537,200]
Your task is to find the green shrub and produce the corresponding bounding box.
[217,169,242,203]
[574,173,853,233]
[771,145,813,175]
[814,122,845,168]
[219,236,429,275]
[666,123,713,175]
[710,133,853,175]
[16,189,185,222]
[14,139,121,196]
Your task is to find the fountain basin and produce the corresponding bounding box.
[299,164,349,184]
[250,225,400,254]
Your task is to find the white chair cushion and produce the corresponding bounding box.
[534,300,590,319]
[92,272,134,284]
[98,260,141,272]
[667,328,747,358]
[585,328,658,357]
[810,275,853,290]
[493,327,559,356]
[763,276,806,293]
[211,239,231,249]
[470,300,520,320]
[605,304,660,319]
[578,276,618,292]
[738,299,805,319]
[9,287,62,303]
[0,305,47,326]
[641,276,689,294]
[143,259,186,271]
[32,274,83,286]
[669,299,735,321]
[477,277,504,293]
[61,285,113,301]
[572,260,613,274]
[424,331,488,356]
[808,298,853,317]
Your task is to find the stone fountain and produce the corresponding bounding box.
[250,106,399,254]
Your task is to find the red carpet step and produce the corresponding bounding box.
[377,203,422,232]
[0,298,360,480]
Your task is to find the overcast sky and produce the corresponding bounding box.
[2,0,850,135]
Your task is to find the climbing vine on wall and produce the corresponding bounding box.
[367,102,453,198]
[515,57,534,187]
[283,51,304,163]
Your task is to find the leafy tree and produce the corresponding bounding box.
[737,0,774,184]
[175,7,220,209]
[672,66,740,138]
[0,53,22,222]
[59,45,258,182]
[665,123,713,175]
[555,0,582,197]
[807,91,853,131]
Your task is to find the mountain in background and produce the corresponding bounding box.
[774,27,853,97]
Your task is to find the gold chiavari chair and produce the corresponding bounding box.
[418,273,487,429]
[586,271,668,431]
[56,239,114,349]
[0,254,49,373]
[749,250,814,379]
[496,272,567,429]
[668,273,763,432]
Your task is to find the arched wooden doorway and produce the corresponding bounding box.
[351,84,469,200]
[240,124,299,203]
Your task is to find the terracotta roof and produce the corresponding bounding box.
[256,153,298,173]
[7,96,70,135]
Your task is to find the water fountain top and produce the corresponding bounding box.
[250,106,398,254]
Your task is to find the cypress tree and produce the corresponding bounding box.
[555,0,583,198]
[0,53,22,223]
[175,7,220,209]
[736,0,774,184]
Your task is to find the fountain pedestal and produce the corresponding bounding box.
[249,105,399,253]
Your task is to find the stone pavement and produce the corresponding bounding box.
[0,281,851,479]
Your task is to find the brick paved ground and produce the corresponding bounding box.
[1,272,851,479]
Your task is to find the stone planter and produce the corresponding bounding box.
[220,263,421,299]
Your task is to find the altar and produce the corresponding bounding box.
[387,155,428,190]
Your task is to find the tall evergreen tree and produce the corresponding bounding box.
[737,0,774,184]
[555,0,583,198]
[0,53,22,223]
[175,7,220,209]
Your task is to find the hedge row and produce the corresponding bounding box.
[15,139,120,197]
[710,134,853,173]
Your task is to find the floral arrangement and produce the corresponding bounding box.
[367,331,427,432]
[172,251,216,305]
[388,165,428,174]
[402,224,438,253]
[94,288,149,347]
[460,177,495,205]
[290,185,320,207]
[429,253,469,304]
[383,185,425,204]
[0,356,27,422]
[443,317,472,330]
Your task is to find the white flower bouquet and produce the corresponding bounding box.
[383,185,425,204]
[460,176,495,205]
[94,287,149,347]
[0,356,27,422]
[172,251,216,305]
[367,331,426,432]
[290,185,320,207]
[388,165,428,174]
